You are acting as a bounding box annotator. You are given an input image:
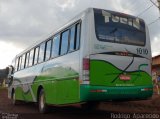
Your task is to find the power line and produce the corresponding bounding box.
[120,0,159,26]
[147,0,160,26]
[127,0,144,11]
[150,0,159,8]
[122,0,154,18]
[137,0,160,18]
[148,17,160,26]
[137,4,154,17]
[122,0,148,14]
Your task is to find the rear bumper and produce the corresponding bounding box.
[80,85,153,101]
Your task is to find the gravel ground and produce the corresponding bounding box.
[0,88,160,119]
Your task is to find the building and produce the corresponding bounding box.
[152,55,160,78]
[152,55,160,94]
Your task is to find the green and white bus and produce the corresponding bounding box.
[8,8,153,113]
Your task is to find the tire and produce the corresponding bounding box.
[38,89,48,113]
[12,91,19,105]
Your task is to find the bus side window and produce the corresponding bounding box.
[45,39,52,61]
[34,47,39,65]
[51,35,60,58]
[60,30,69,55]
[69,25,76,52]
[75,23,81,50]
[25,52,30,68]
[38,43,45,63]
[18,56,22,70]
[21,54,26,69]
[15,58,19,71]
[29,49,34,67]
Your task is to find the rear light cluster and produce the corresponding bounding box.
[83,58,90,70]
[82,58,90,84]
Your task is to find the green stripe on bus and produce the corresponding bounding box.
[90,60,152,86]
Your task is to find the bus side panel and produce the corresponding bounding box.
[32,51,81,105]
[53,79,79,105]
[12,67,42,102]
[32,78,80,105]
[13,72,80,104]
[12,52,81,104]
[15,86,33,102]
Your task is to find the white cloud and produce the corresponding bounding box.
[0,41,23,69]
[55,0,78,11]
[151,36,160,57]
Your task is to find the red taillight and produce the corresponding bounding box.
[82,58,90,83]
[83,58,90,70]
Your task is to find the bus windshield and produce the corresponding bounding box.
[94,9,146,46]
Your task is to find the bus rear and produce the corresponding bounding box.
[80,8,153,102]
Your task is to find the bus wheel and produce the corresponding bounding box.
[38,89,48,113]
[12,91,19,105]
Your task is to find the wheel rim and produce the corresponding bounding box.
[12,92,15,104]
[40,93,45,110]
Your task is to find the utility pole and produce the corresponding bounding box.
[158,0,160,11]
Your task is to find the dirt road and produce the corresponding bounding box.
[0,88,160,119]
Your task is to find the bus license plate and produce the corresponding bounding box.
[119,75,131,81]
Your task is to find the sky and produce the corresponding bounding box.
[0,0,159,69]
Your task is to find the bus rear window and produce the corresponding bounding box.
[94,9,146,46]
